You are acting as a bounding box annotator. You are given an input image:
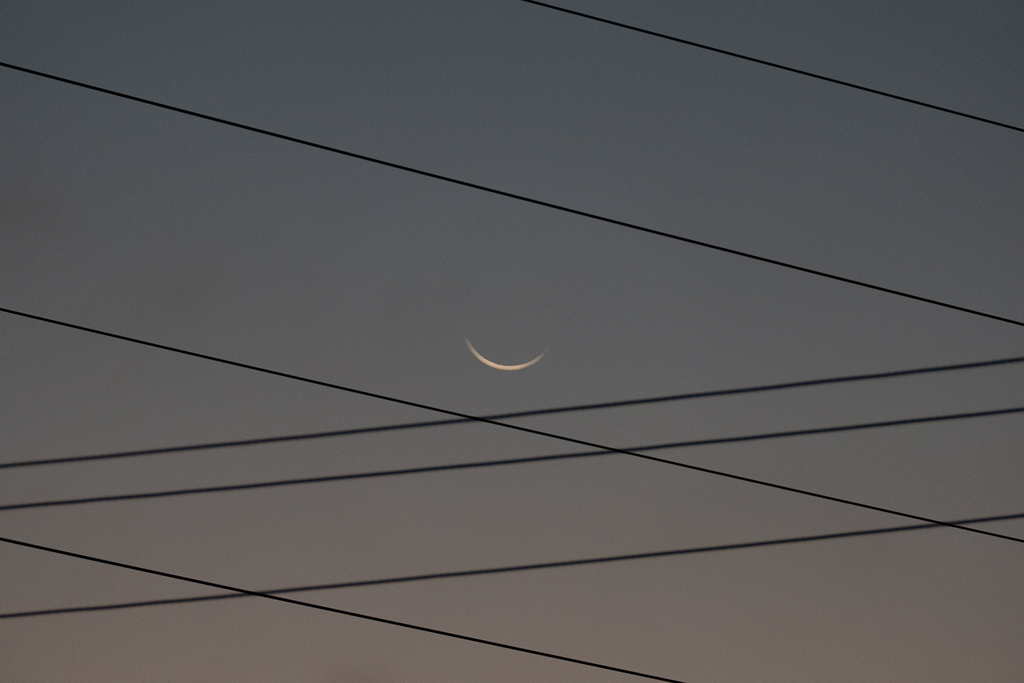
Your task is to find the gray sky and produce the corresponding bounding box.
[1,1,1022,681]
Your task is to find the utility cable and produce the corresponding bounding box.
[2,305,1023,545]
[518,1,1024,135]
[3,510,1020,620]
[5,353,1022,471]
[0,535,686,683]
[4,405,1022,513]
[0,62,1021,329]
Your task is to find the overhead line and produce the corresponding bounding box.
[0,535,685,683]
[518,0,1024,135]
[2,305,1023,545]
[4,511,1021,621]
[4,405,1023,513]
[6,353,1023,470]
[1,61,1021,329]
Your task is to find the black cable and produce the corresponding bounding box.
[1,62,1021,329]
[4,405,1022,513]
[3,510,1020,621]
[6,353,1022,471]
[518,1,1024,135]
[2,305,1023,545]
[0,535,685,683]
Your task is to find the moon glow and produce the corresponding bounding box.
[465,338,545,371]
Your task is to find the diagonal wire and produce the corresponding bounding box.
[3,511,1021,621]
[4,405,1023,513]
[0,535,686,683]
[1,61,1022,328]
[2,305,1023,545]
[5,353,1023,471]
[518,0,1024,134]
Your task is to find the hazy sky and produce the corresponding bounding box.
[1,1,1022,681]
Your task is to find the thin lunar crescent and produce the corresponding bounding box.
[465,338,545,371]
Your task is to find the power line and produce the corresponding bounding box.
[2,305,1023,545]
[0,535,685,683]
[1,62,1021,329]
[4,510,1020,621]
[5,405,1022,513]
[518,0,1024,135]
[6,353,1022,471]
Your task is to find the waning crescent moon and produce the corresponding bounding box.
[465,338,545,371]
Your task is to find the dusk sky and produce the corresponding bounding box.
[1,1,1022,681]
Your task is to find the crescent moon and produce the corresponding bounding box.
[465,338,545,371]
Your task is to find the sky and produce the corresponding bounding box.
[1,1,1023,681]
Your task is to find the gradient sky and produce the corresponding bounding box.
[1,1,1022,681]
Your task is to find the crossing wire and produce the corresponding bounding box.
[1,61,1022,329]
[0,534,686,683]
[4,405,1023,513]
[4,510,1021,620]
[4,353,1022,471]
[2,304,1023,546]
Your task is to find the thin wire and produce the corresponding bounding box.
[6,353,1022,471]
[0,535,685,683]
[518,0,1024,135]
[1,62,1021,329]
[3,511,1020,621]
[4,405,1022,513]
[2,305,1023,545]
